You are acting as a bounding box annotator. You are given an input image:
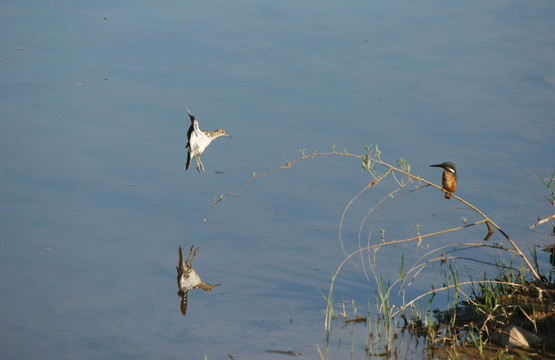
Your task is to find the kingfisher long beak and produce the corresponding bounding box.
[430,164,443,168]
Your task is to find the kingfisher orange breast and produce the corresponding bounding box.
[442,171,457,199]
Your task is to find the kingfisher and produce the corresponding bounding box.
[176,245,220,316]
[186,108,231,172]
[430,162,457,199]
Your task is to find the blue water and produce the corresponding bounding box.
[1,0,554,359]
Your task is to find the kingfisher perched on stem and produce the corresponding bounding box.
[186,108,231,172]
[430,162,457,199]
[176,245,220,316]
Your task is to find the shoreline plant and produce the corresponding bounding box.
[204,146,554,359]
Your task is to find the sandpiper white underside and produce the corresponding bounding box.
[179,269,202,290]
[189,121,213,156]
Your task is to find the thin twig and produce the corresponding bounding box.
[202,152,360,221]
[339,180,377,268]
[530,214,555,229]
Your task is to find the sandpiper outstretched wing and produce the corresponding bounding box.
[186,108,201,140]
[185,108,195,149]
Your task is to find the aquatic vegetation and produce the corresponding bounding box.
[205,147,554,358]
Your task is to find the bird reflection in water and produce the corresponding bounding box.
[176,245,220,316]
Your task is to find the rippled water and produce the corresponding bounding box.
[1,0,554,358]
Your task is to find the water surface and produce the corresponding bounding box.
[1,0,554,358]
